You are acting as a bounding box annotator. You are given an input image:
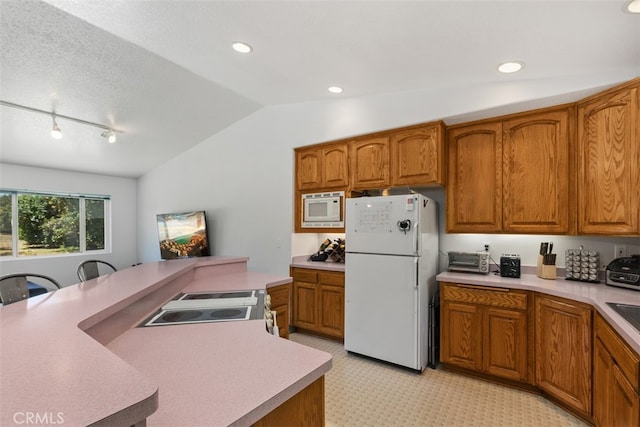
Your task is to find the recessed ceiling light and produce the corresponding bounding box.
[498,61,524,73]
[328,86,343,94]
[627,0,640,13]
[232,42,252,53]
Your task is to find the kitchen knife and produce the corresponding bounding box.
[540,242,548,255]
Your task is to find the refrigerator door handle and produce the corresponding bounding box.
[415,257,419,287]
[413,222,419,254]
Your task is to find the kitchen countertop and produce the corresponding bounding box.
[290,255,345,272]
[437,271,640,355]
[0,256,332,426]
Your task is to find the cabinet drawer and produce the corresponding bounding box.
[268,285,290,308]
[442,283,527,310]
[596,313,640,392]
[319,271,344,287]
[292,269,318,283]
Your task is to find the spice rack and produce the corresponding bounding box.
[565,248,600,283]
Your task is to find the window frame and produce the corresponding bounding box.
[0,189,111,259]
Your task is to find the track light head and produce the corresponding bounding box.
[51,116,62,139]
[101,130,116,143]
[1,100,124,143]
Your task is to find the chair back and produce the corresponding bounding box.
[0,276,29,305]
[0,273,62,305]
[77,260,117,282]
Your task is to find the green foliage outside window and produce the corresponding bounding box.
[0,191,108,257]
[86,198,105,250]
[18,195,79,250]
[0,193,11,256]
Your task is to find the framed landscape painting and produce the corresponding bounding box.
[157,211,210,260]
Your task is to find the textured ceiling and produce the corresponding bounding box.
[1,0,639,178]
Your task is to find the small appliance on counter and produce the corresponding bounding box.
[565,247,600,283]
[605,255,640,291]
[447,251,490,274]
[500,254,521,278]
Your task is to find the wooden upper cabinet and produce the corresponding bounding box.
[390,122,445,186]
[296,148,322,190]
[295,142,348,191]
[577,82,640,235]
[322,144,349,188]
[350,136,390,190]
[447,121,503,233]
[502,108,574,234]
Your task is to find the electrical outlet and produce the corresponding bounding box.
[614,245,627,258]
[483,243,490,252]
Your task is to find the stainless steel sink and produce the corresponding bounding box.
[606,303,640,333]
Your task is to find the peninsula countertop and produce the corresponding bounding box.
[437,271,640,355]
[0,257,332,426]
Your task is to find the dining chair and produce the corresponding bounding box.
[76,259,117,282]
[0,273,62,305]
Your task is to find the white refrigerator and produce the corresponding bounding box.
[345,194,438,371]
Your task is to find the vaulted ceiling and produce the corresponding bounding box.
[1,1,638,178]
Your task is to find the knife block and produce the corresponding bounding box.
[537,255,557,280]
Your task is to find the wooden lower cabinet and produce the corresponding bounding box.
[291,268,345,340]
[440,282,529,382]
[593,313,640,427]
[252,376,325,426]
[535,294,592,418]
[267,283,290,339]
[440,282,640,425]
[483,307,528,380]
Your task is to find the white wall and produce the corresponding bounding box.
[0,163,137,285]
[137,75,640,276]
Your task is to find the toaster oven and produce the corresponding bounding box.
[448,251,490,274]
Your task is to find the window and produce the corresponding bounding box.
[0,190,110,258]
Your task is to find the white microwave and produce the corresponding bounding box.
[302,191,344,228]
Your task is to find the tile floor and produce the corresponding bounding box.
[290,333,587,427]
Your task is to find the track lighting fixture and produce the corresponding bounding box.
[50,115,62,139]
[101,130,116,143]
[0,100,124,142]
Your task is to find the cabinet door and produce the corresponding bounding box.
[292,281,317,330]
[502,109,573,234]
[577,84,640,235]
[268,284,290,339]
[535,295,592,416]
[390,123,445,186]
[447,122,503,233]
[483,307,528,381]
[317,271,345,338]
[594,338,615,427]
[611,364,640,427]
[350,136,390,189]
[322,143,349,188]
[296,147,323,190]
[317,284,344,338]
[441,301,483,370]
